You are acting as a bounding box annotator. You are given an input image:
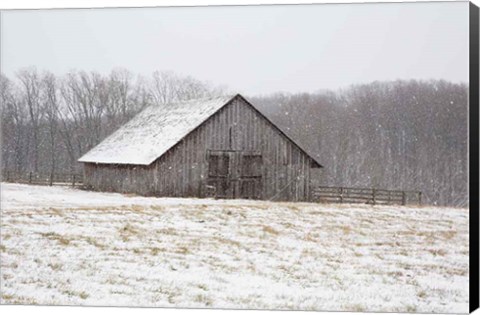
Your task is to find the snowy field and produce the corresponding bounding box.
[0,183,469,312]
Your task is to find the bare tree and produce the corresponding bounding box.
[41,72,60,184]
[17,68,42,173]
[60,71,105,154]
[150,71,226,105]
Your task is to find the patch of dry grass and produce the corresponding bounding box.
[194,293,213,306]
[62,289,89,300]
[156,227,177,236]
[48,262,63,271]
[2,273,13,281]
[213,236,241,247]
[175,246,189,255]
[346,303,366,312]
[119,223,141,241]
[39,232,71,246]
[83,236,107,249]
[150,247,164,256]
[262,225,279,235]
[341,226,351,235]
[53,207,66,216]
[130,204,145,212]
[429,249,447,257]
[1,294,14,301]
[132,248,143,254]
[303,232,320,242]
[387,270,404,277]
[1,293,38,305]
[440,230,457,240]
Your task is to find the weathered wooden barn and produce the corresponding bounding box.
[78,94,322,201]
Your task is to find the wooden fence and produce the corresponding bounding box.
[2,171,422,206]
[3,171,83,188]
[310,186,422,206]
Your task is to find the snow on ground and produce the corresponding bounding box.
[0,183,469,312]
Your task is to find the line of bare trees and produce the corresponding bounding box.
[0,68,468,207]
[253,80,468,207]
[1,68,225,179]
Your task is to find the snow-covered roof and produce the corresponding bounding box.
[79,95,235,165]
[78,94,323,167]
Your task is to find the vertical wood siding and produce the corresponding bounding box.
[83,96,318,201]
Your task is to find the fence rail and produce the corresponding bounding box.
[3,171,83,188]
[311,186,422,206]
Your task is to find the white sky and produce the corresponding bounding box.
[0,1,469,95]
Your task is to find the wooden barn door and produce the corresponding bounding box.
[239,152,263,199]
[207,151,263,199]
[207,151,236,199]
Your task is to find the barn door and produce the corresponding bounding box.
[207,151,236,199]
[239,153,263,199]
[207,150,262,199]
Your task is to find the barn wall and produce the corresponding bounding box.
[83,96,318,201]
[83,163,155,195]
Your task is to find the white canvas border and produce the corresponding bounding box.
[0,1,477,315]
[0,0,472,10]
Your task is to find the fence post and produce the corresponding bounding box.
[49,173,53,186]
[418,192,422,206]
[402,191,406,205]
[6,171,9,182]
[72,175,76,188]
[340,187,344,203]
[372,189,377,205]
[29,172,32,184]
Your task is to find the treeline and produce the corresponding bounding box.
[0,68,225,176]
[0,68,468,207]
[253,80,468,207]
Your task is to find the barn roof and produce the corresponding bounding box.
[78,94,323,167]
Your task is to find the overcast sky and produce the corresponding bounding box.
[0,1,469,95]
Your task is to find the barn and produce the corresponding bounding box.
[78,94,322,201]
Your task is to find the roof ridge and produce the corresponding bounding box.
[159,93,235,105]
